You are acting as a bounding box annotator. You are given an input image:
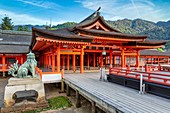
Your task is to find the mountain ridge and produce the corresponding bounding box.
[14,19,170,48]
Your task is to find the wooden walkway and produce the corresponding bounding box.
[64,72,170,113]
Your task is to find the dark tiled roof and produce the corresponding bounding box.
[76,10,121,33]
[0,45,29,54]
[0,30,32,54]
[140,49,170,56]
[75,27,147,39]
[33,27,93,42]
[137,40,168,46]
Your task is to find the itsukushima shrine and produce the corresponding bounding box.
[0,9,170,76]
[32,9,168,74]
[1,8,170,113]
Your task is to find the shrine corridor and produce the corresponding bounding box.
[64,72,170,113]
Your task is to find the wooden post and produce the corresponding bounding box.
[136,50,140,68]
[61,69,65,93]
[87,53,90,69]
[91,101,96,113]
[57,46,60,72]
[124,56,126,67]
[80,46,84,73]
[158,57,160,65]
[62,55,65,69]
[2,54,6,77]
[106,56,108,64]
[72,54,76,72]
[93,53,96,67]
[121,49,125,68]
[67,55,70,70]
[44,55,46,68]
[21,55,24,64]
[76,90,81,108]
[52,54,55,72]
[113,56,116,65]
[110,53,112,67]
[100,54,103,68]
[45,55,47,68]
[49,55,51,69]
[66,84,70,96]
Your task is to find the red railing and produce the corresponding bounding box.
[35,67,42,79]
[109,67,170,86]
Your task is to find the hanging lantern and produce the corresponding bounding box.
[102,48,106,55]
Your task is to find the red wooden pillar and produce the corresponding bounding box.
[158,57,160,65]
[87,53,90,69]
[43,55,45,67]
[80,46,84,73]
[46,55,47,68]
[93,53,96,67]
[21,55,24,64]
[57,46,60,72]
[52,54,55,72]
[106,56,108,64]
[110,53,112,67]
[2,54,6,77]
[67,55,70,70]
[100,54,103,68]
[121,49,125,68]
[72,54,76,72]
[48,55,50,68]
[62,55,65,69]
[124,56,126,67]
[136,50,140,68]
[113,56,116,65]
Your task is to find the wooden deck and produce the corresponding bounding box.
[64,72,170,113]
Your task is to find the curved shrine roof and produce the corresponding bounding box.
[32,8,168,50]
[0,30,32,54]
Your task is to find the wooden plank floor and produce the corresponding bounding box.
[64,72,170,113]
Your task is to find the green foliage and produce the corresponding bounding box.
[17,25,23,31]
[26,96,72,113]
[48,96,72,109]
[23,26,29,31]
[1,16,14,30]
[52,22,77,29]
[106,19,170,48]
[17,25,29,31]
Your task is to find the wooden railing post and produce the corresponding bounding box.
[61,69,65,93]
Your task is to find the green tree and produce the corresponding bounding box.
[1,16,14,30]
[17,25,23,31]
[23,26,29,31]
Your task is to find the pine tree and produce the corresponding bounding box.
[1,16,14,30]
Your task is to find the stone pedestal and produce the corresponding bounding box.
[1,78,48,113]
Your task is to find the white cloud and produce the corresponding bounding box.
[16,0,61,10]
[0,9,65,25]
[77,0,169,22]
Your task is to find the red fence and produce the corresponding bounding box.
[109,67,170,86]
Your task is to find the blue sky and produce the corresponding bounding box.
[0,0,170,25]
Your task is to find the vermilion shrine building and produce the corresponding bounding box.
[0,9,169,76]
[0,30,32,76]
[31,9,168,73]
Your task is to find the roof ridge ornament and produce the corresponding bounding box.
[97,7,101,12]
[79,7,101,24]
[94,7,101,17]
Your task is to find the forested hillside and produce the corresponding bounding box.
[14,19,170,48]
